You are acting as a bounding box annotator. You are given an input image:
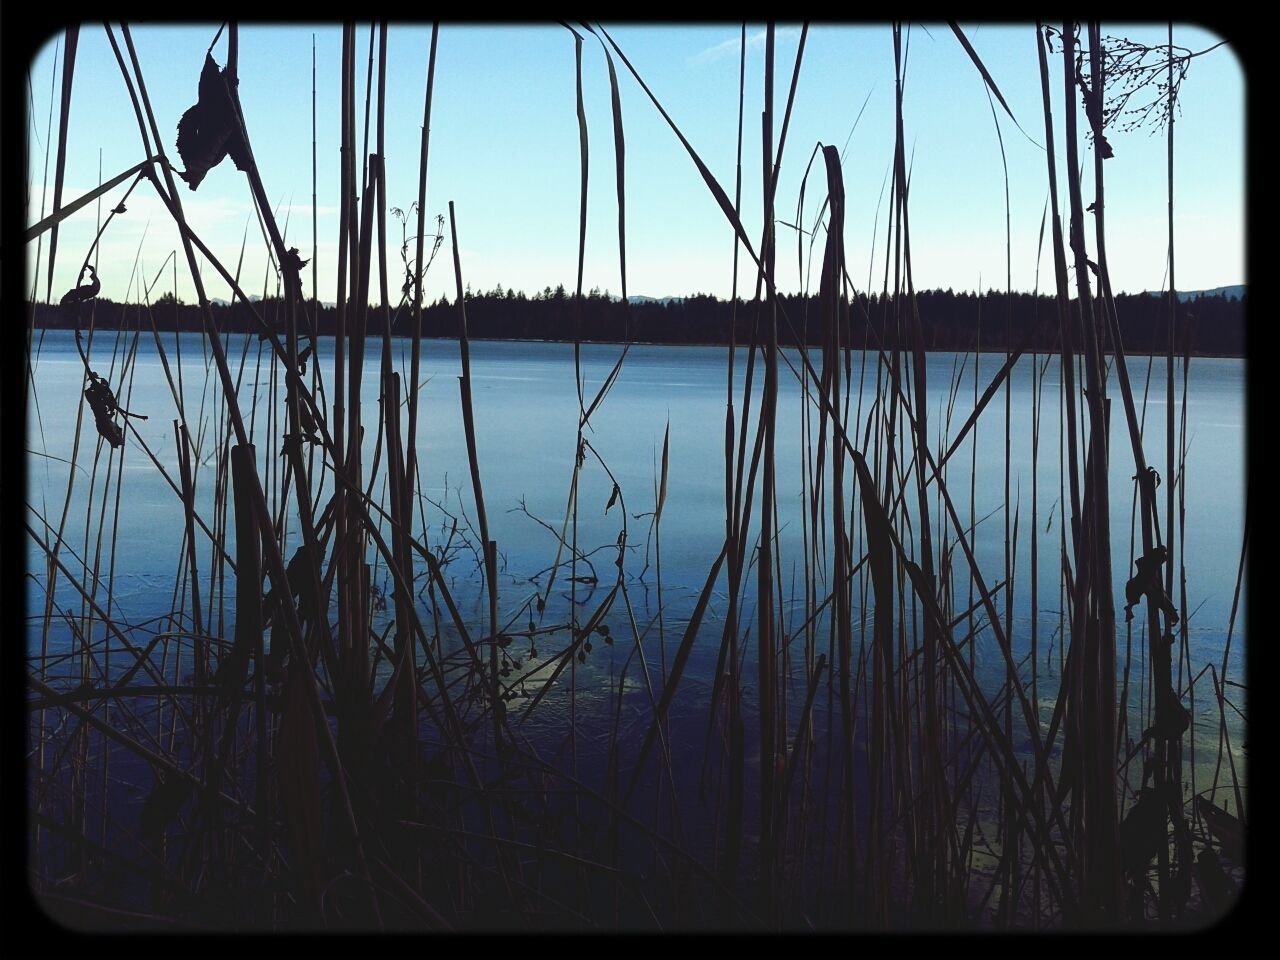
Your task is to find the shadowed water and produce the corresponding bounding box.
[27,331,1246,670]
[26,329,1247,920]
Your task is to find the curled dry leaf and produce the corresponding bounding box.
[83,368,147,449]
[60,265,100,306]
[176,53,250,190]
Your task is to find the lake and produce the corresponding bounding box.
[25,327,1247,925]
[26,329,1247,662]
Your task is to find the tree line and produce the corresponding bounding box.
[27,284,1245,356]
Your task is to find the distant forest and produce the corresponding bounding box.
[28,286,1245,357]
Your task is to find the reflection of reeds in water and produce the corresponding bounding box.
[25,21,1245,931]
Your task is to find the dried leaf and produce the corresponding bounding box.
[656,420,669,521]
[176,53,249,190]
[83,371,125,448]
[59,265,100,306]
[281,246,309,294]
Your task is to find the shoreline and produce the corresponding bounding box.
[27,328,1248,360]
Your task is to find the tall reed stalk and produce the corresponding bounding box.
[24,21,1242,933]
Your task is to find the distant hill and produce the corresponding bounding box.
[212,294,343,308]
[1190,284,1245,301]
[28,287,1245,356]
[1144,284,1245,302]
[627,294,685,305]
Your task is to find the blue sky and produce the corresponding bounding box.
[25,23,1244,306]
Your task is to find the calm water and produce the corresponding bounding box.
[25,332,1246,783]
[26,328,1248,913]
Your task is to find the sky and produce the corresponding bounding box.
[24,22,1244,307]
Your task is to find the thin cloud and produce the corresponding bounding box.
[278,203,339,218]
[27,181,246,233]
[689,27,800,66]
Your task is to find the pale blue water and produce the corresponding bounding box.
[24,331,1244,794]
[26,330,1247,682]
[25,328,1248,912]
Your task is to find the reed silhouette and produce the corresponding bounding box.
[23,21,1244,932]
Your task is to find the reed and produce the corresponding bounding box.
[24,20,1243,932]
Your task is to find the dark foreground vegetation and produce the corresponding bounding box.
[26,21,1246,933]
[28,286,1246,356]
